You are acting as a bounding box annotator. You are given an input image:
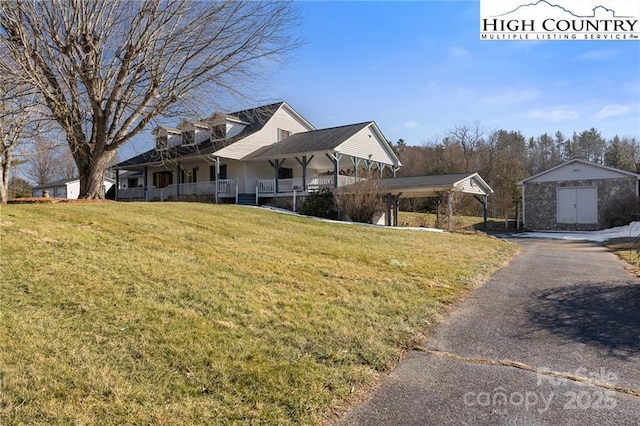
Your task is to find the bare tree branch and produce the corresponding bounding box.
[0,0,301,198]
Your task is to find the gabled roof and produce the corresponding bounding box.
[518,158,639,185]
[245,122,370,160]
[113,102,285,169]
[33,177,115,189]
[32,178,77,189]
[375,173,493,197]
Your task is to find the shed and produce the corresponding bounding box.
[32,177,115,199]
[518,159,639,231]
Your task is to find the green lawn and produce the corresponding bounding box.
[1,203,518,424]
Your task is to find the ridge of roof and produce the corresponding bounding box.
[518,158,639,184]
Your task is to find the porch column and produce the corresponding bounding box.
[115,169,119,201]
[365,159,373,178]
[325,153,342,188]
[377,162,385,178]
[215,156,220,204]
[295,155,314,191]
[143,167,148,200]
[350,156,361,179]
[274,159,280,193]
[176,163,181,196]
[269,159,286,193]
[385,193,393,226]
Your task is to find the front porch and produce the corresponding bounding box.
[115,175,364,203]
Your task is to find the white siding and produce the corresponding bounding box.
[194,127,210,144]
[528,162,631,183]
[226,122,246,139]
[335,124,397,165]
[455,176,487,195]
[244,161,276,193]
[213,104,314,160]
[66,181,80,199]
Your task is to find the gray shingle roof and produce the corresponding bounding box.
[245,122,370,159]
[113,102,284,168]
[32,177,78,189]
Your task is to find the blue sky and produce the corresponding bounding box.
[122,0,640,159]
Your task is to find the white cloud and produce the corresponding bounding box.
[530,109,579,122]
[403,121,419,129]
[449,47,469,59]
[593,104,634,119]
[576,49,619,61]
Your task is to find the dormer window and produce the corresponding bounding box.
[156,134,168,150]
[182,129,195,146]
[278,129,291,142]
[211,124,226,140]
[155,127,180,150]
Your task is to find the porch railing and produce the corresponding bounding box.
[117,187,146,199]
[256,175,365,195]
[116,179,235,202]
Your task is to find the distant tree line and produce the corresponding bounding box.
[392,125,639,219]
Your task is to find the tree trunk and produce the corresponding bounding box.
[0,151,12,203]
[77,151,115,199]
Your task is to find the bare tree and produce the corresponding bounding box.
[335,178,384,224]
[24,136,60,185]
[0,0,301,198]
[448,122,483,172]
[0,83,38,202]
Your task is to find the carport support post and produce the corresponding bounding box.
[483,195,488,229]
[386,193,393,226]
[394,193,402,226]
[447,191,453,231]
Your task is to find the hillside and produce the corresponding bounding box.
[0,203,517,424]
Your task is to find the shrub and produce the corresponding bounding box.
[298,188,339,219]
[335,178,384,224]
[602,193,639,228]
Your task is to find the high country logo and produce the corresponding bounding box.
[480,0,640,40]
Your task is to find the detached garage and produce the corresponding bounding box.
[518,159,639,231]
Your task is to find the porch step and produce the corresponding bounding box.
[237,193,257,206]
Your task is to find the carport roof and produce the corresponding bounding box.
[375,173,493,198]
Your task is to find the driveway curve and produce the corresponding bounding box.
[338,239,640,425]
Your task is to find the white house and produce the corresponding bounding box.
[112,102,402,204]
[32,177,116,199]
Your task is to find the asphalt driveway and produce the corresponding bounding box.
[338,238,640,425]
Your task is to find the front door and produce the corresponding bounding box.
[154,171,173,188]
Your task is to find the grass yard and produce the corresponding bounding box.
[606,238,640,276]
[0,203,517,424]
[397,211,506,231]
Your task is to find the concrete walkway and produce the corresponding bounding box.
[338,239,640,425]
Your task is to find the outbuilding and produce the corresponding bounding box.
[32,177,115,199]
[518,159,639,231]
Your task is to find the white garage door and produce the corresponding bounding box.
[557,187,597,224]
